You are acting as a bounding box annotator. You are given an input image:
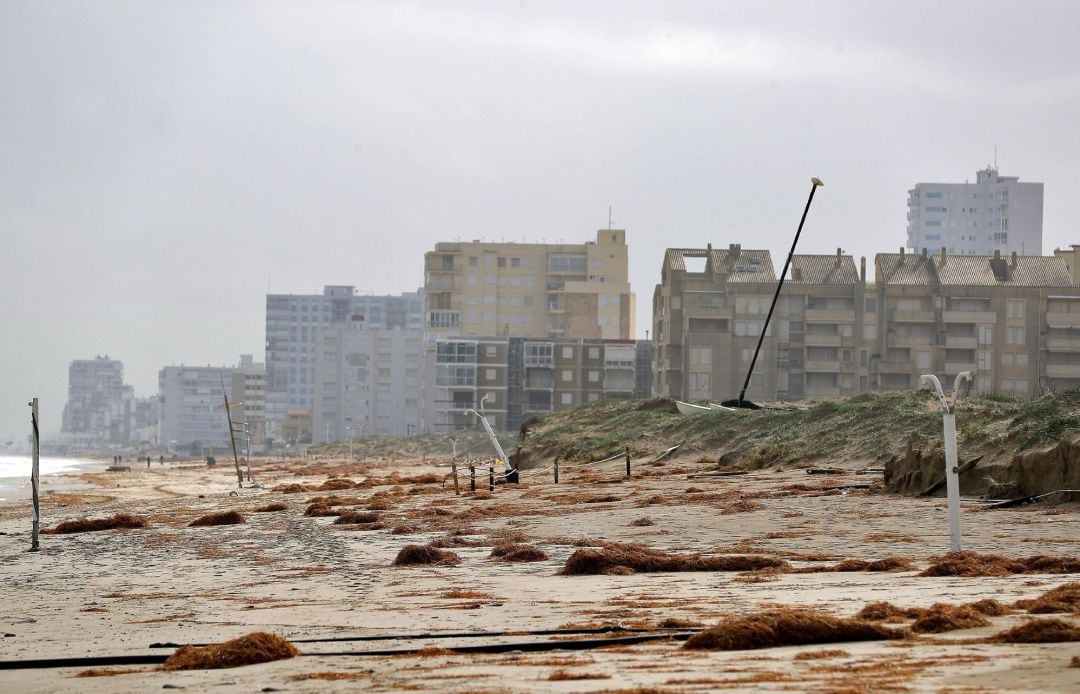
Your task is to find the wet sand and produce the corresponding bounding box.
[1,453,1078,692]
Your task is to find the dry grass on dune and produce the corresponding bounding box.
[161,632,299,671]
[189,511,245,527]
[920,551,1080,577]
[683,610,908,651]
[392,544,462,566]
[44,514,147,534]
[560,542,789,576]
[490,543,549,562]
[991,618,1080,643]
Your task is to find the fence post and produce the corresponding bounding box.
[29,398,40,552]
[554,457,559,484]
[489,466,495,492]
[469,465,476,492]
[625,446,631,478]
[451,461,460,495]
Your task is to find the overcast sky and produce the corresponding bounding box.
[3,1,1080,438]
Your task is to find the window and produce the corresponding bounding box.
[511,257,520,267]
[436,342,476,364]
[524,343,554,366]
[588,347,600,359]
[926,192,943,199]
[588,370,600,382]
[441,255,454,270]
[468,257,478,266]
[1006,326,1024,345]
[925,220,942,227]
[561,393,573,405]
[562,369,572,382]
[497,257,506,267]
[864,324,876,340]
[864,298,877,313]
[978,325,993,346]
[485,345,497,357]
[1006,300,1025,320]
[917,351,931,369]
[562,346,573,358]
[485,368,496,380]
[842,349,853,363]
[689,346,713,366]
[689,372,711,394]
[978,351,991,370]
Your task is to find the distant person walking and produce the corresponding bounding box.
[159,455,164,465]
[146,456,151,469]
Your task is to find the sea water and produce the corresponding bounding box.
[0,455,100,497]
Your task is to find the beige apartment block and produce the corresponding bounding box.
[423,230,635,340]
[653,245,868,402]
[874,248,1080,396]
[655,244,1080,402]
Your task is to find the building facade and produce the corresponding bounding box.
[312,321,424,442]
[230,354,267,449]
[907,166,1043,257]
[654,244,1080,402]
[60,356,130,446]
[265,286,423,439]
[158,364,235,451]
[424,336,652,433]
[423,230,635,341]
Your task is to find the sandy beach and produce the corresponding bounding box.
[1,452,1078,692]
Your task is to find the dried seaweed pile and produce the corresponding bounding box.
[44,513,147,534]
[161,632,299,670]
[684,610,908,651]
[560,542,788,576]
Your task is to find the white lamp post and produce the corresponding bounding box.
[920,371,974,552]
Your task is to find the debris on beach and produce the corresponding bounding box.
[161,632,299,670]
[560,542,788,575]
[393,544,462,566]
[920,551,1080,577]
[683,610,908,651]
[991,618,1080,643]
[44,513,148,534]
[490,543,549,562]
[1014,583,1080,613]
[189,510,245,527]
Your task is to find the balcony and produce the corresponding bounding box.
[944,362,976,374]
[887,334,932,347]
[1047,336,1080,352]
[942,310,996,324]
[893,310,936,323]
[944,336,978,349]
[1046,312,1080,328]
[804,334,841,347]
[877,361,913,374]
[1046,364,1080,378]
[804,360,844,373]
[804,309,855,323]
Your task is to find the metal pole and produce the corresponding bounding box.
[920,371,972,553]
[554,457,560,484]
[470,465,476,492]
[29,398,40,552]
[452,461,460,495]
[733,177,823,407]
[488,466,495,492]
[625,446,631,478]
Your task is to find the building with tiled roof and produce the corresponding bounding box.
[653,242,1080,403]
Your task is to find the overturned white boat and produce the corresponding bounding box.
[675,400,713,415]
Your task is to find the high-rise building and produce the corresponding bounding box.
[264,286,423,437]
[158,364,235,451]
[907,166,1043,257]
[231,354,267,448]
[60,356,129,446]
[312,321,424,441]
[423,230,635,340]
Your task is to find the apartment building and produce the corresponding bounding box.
[312,320,424,442]
[230,354,267,448]
[907,166,1043,257]
[653,245,870,402]
[654,243,1080,402]
[265,286,423,438]
[60,356,131,446]
[424,336,652,433]
[423,230,635,340]
[158,364,235,450]
[874,248,1078,395]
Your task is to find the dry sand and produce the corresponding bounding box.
[1,453,1079,692]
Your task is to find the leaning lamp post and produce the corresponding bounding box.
[919,371,974,552]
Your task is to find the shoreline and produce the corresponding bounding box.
[0,458,113,505]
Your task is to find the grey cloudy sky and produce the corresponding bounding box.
[3,1,1080,437]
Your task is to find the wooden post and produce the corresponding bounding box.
[554,456,560,484]
[488,466,495,492]
[625,446,631,478]
[469,465,476,492]
[29,398,40,552]
[451,461,460,495]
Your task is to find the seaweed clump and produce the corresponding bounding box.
[189,511,245,527]
[161,632,298,670]
[44,514,147,534]
[560,542,788,576]
[684,610,907,651]
[392,544,462,566]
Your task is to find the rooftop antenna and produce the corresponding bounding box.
[608,205,613,229]
[994,145,998,169]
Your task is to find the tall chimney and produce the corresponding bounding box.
[900,247,905,259]
[860,256,866,283]
[1011,250,1018,267]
